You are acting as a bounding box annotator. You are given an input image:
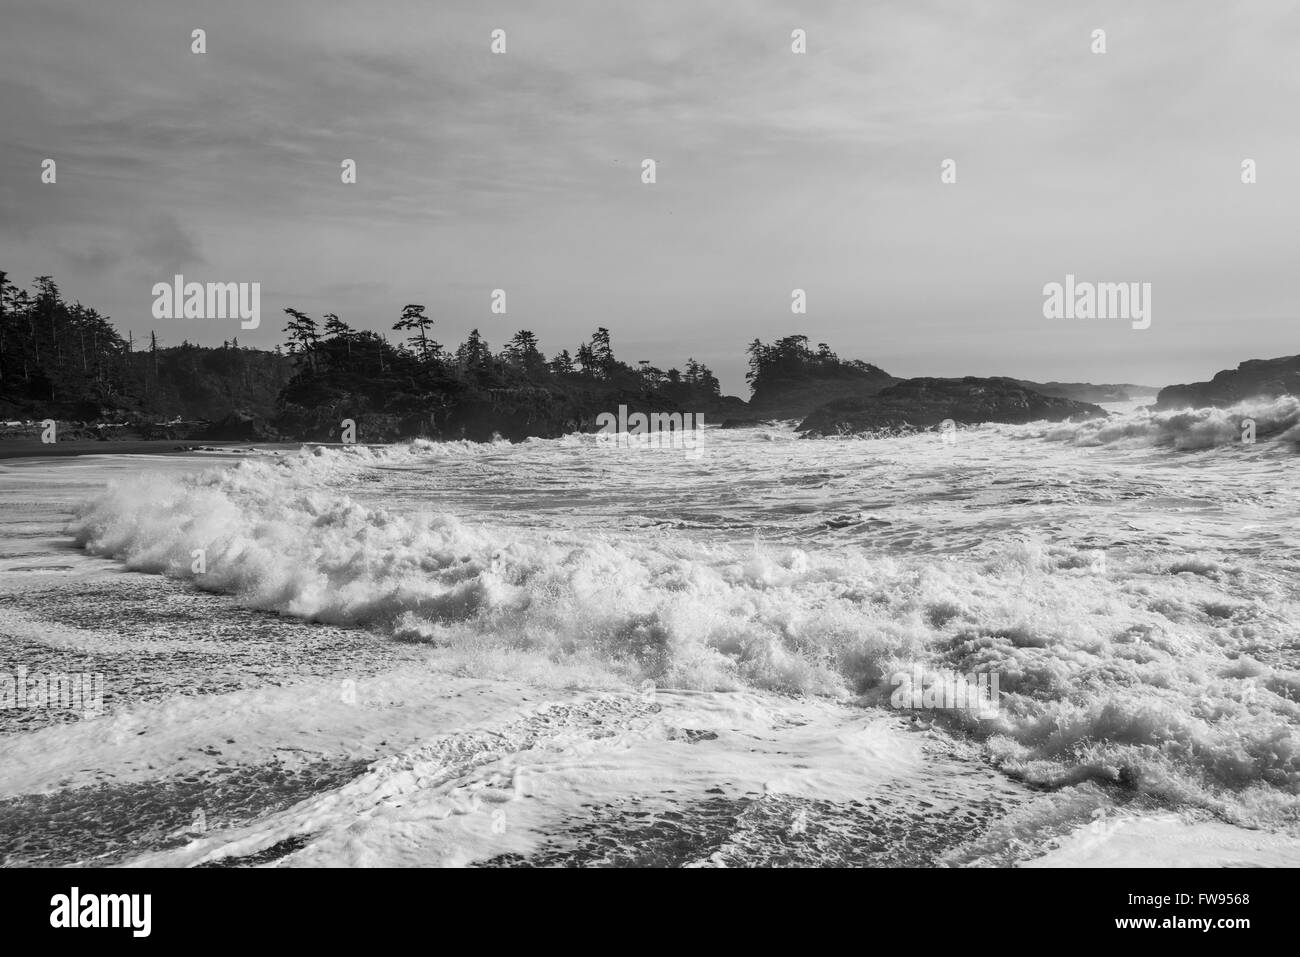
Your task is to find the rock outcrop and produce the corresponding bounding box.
[797,377,1107,435]
[1155,356,1300,410]
[203,410,281,442]
[748,366,897,421]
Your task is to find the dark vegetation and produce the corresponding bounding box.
[3,270,1169,444]
[745,335,896,418]
[0,272,737,442]
[0,272,291,433]
[275,305,733,441]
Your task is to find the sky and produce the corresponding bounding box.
[1,0,1297,396]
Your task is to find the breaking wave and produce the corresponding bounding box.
[1037,394,1300,449]
[67,423,1300,826]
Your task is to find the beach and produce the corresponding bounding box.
[2,400,1298,866]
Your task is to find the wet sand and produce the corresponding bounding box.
[0,439,304,462]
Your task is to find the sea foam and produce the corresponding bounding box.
[67,407,1300,824]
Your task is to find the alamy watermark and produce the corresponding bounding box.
[1043,274,1150,330]
[152,274,260,329]
[50,887,150,937]
[889,665,1000,719]
[595,405,705,456]
[1,666,105,717]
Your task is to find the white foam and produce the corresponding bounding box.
[1026,815,1300,867]
[56,410,1300,829]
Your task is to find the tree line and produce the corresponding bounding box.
[276,303,723,414]
[746,334,885,385]
[0,272,292,421]
[1,270,884,432]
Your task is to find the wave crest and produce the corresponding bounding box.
[68,446,1300,821]
[1039,395,1300,449]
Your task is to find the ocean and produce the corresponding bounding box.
[2,396,1299,867]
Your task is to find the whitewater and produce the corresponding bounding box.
[1,397,1299,867]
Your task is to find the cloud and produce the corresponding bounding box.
[1,0,1298,390]
[132,215,205,277]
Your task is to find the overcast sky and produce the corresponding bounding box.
[2,0,1297,394]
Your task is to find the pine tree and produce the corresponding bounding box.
[503,329,545,376]
[393,304,437,363]
[590,327,614,376]
[282,308,320,373]
[548,349,575,376]
[455,329,492,374]
[324,313,355,360]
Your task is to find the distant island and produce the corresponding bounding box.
[1011,381,1159,404]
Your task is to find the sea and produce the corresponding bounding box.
[1,396,1299,867]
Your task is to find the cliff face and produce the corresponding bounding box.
[1155,356,1300,410]
[798,377,1107,435]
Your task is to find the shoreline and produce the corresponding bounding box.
[0,439,306,463]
